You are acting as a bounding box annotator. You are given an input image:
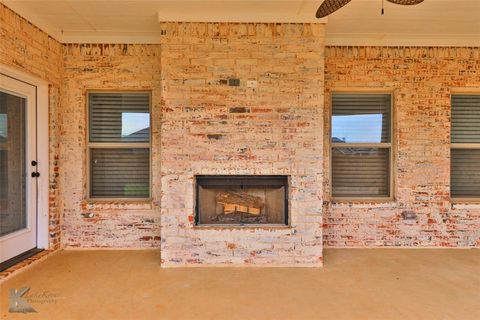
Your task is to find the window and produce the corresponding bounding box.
[87,92,151,199]
[331,93,393,199]
[451,94,480,199]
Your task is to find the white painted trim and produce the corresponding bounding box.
[1,1,63,42]
[3,0,480,46]
[0,64,50,251]
[36,82,49,250]
[58,32,480,46]
[325,33,480,47]
[157,10,328,24]
[60,31,164,44]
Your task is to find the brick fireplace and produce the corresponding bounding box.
[159,22,325,266]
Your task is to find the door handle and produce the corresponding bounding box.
[31,160,39,177]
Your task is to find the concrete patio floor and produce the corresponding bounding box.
[1,249,479,320]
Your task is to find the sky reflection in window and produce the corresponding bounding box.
[121,112,149,139]
[332,114,383,143]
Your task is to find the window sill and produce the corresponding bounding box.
[81,199,153,211]
[193,224,291,231]
[451,199,480,209]
[330,198,396,208]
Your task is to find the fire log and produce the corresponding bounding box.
[216,191,264,215]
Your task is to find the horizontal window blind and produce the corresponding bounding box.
[451,95,480,143]
[332,148,390,197]
[332,94,391,143]
[89,92,150,143]
[451,149,480,198]
[90,148,150,198]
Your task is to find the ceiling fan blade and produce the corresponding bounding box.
[386,0,424,5]
[316,0,352,18]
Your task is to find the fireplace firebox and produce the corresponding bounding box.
[195,175,289,226]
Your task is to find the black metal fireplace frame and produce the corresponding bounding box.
[195,175,289,226]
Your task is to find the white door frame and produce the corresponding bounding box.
[0,75,37,262]
[0,64,49,251]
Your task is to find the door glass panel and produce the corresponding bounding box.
[0,91,27,236]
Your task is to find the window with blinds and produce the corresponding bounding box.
[88,92,150,199]
[331,93,392,199]
[451,94,480,199]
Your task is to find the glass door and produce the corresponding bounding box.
[0,74,37,264]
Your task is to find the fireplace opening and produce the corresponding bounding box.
[195,175,289,226]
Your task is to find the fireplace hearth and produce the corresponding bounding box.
[195,176,289,226]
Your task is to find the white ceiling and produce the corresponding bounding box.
[2,0,480,46]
